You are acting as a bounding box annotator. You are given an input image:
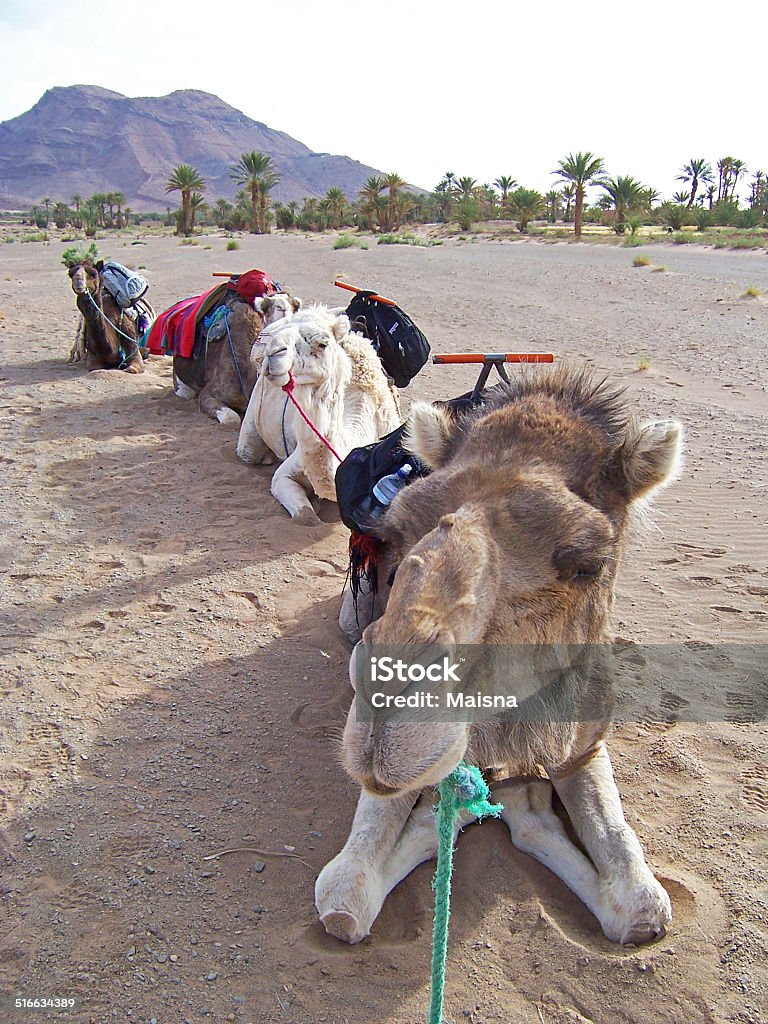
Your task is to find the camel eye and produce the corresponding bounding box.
[553,546,606,585]
[572,560,605,583]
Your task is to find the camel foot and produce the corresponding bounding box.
[319,910,367,945]
[599,877,672,946]
[215,407,241,427]
[292,506,321,527]
[621,921,668,947]
[174,375,197,400]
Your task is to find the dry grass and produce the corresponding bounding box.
[632,254,651,267]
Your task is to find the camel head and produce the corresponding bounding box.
[254,293,302,326]
[68,260,101,299]
[259,305,352,389]
[341,368,683,797]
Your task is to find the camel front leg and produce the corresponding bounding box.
[493,779,605,923]
[199,386,241,426]
[270,452,319,524]
[550,743,672,945]
[69,316,85,363]
[315,790,422,943]
[236,411,271,466]
[317,790,478,944]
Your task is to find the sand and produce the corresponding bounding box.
[0,231,766,1024]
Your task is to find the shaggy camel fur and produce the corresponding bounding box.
[68,261,143,373]
[172,294,299,426]
[316,368,683,947]
[236,306,401,525]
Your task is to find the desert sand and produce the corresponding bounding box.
[0,231,766,1024]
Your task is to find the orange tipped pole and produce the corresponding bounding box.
[334,279,398,307]
[432,353,554,364]
[212,272,235,277]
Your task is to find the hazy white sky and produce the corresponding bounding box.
[2,0,766,202]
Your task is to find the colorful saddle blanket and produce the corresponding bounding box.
[144,283,228,358]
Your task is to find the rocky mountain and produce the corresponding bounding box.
[0,85,389,210]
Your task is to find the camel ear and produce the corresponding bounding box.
[403,402,455,469]
[96,260,104,272]
[619,419,683,502]
[331,314,350,341]
[292,296,302,312]
[253,297,268,313]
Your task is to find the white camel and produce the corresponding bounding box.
[236,305,401,525]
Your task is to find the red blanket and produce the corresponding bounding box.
[145,284,228,358]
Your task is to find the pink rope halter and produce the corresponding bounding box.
[281,371,343,463]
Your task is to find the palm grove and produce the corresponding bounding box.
[25,151,768,237]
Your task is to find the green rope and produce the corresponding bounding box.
[429,763,502,1024]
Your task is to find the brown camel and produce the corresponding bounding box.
[172,293,301,426]
[316,367,683,948]
[68,261,143,373]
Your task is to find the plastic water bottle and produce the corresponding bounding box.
[372,463,413,506]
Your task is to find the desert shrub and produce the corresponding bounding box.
[710,200,740,227]
[334,234,356,249]
[632,254,651,267]
[742,286,761,298]
[659,202,688,231]
[61,243,98,268]
[694,209,712,232]
[455,196,480,232]
[226,240,239,251]
[734,209,763,230]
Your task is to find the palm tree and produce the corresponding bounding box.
[672,191,691,206]
[552,152,606,239]
[383,172,406,231]
[165,164,206,236]
[494,175,517,207]
[729,159,747,202]
[677,158,713,209]
[230,151,277,233]
[508,188,543,233]
[324,187,349,229]
[112,191,126,228]
[561,185,575,222]
[190,192,207,232]
[358,176,385,231]
[598,175,646,233]
[716,157,735,203]
[457,177,479,198]
[544,190,562,223]
[257,170,279,233]
[71,194,83,229]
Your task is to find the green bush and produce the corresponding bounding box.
[334,234,356,249]
[61,242,98,267]
[226,240,239,251]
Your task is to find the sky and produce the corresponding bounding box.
[1,0,767,204]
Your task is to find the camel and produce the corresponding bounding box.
[315,367,683,948]
[172,293,300,426]
[68,261,143,373]
[236,305,401,525]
